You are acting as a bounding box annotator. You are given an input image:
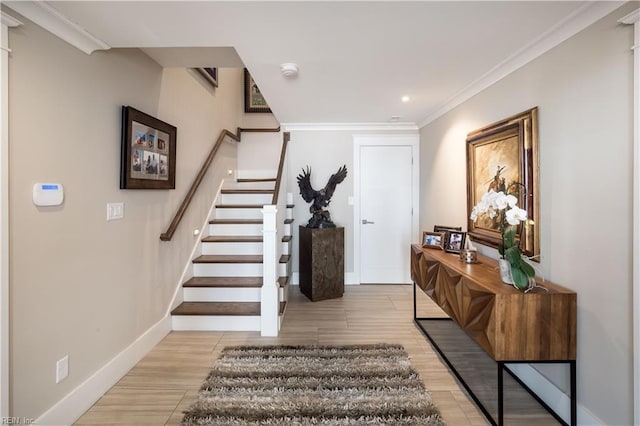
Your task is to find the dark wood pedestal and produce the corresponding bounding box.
[299,226,344,301]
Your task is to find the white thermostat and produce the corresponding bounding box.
[33,183,64,207]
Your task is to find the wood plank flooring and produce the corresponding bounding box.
[74,285,548,425]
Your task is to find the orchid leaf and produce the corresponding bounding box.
[511,267,528,290]
[520,261,535,278]
[504,247,521,265]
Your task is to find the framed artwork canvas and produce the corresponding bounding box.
[466,107,539,260]
[244,68,272,113]
[120,106,177,189]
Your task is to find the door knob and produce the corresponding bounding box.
[362,219,375,224]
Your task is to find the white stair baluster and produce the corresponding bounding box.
[261,205,279,336]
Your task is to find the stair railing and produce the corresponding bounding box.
[261,132,290,336]
[160,127,280,241]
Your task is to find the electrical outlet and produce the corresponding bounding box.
[56,355,69,383]
[107,202,124,220]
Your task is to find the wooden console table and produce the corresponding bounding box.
[410,244,577,425]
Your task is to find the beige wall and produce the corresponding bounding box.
[420,3,635,424]
[7,15,242,419]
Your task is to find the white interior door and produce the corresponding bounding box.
[359,144,413,283]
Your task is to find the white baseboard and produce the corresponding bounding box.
[507,364,603,425]
[291,272,359,286]
[34,316,171,426]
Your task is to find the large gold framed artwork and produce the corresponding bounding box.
[466,107,539,261]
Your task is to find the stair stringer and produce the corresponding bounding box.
[166,178,228,316]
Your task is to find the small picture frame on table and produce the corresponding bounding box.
[433,225,462,249]
[422,231,445,250]
[444,231,467,254]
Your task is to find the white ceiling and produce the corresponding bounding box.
[6,1,627,125]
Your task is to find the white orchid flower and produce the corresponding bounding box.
[505,194,518,208]
[505,206,528,225]
[496,193,518,210]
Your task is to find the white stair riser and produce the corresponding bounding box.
[282,241,290,255]
[284,223,292,235]
[278,263,288,277]
[286,209,293,220]
[215,208,263,220]
[193,263,288,277]
[172,315,260,331]
[220,193,273,204]
[183,287,285,302]
[208,223,262,235]
[202,242,263,255]
[184,287,261,302]
[224,181,275,190]
[194,263,263,276]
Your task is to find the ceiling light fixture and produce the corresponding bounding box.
[401,95,411,103]
[280,62,299,78]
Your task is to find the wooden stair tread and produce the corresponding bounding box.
[221,189,273,194]
[184,276,289,288]
[286,204,294,208]
[282,236,292,242]
[209,219,262,224]
[280,255,290,263]
[237,178,276,182]
[284,219,294,224]
[172,302,260,316]
[171,301,286,316]
[184,277,262,287]
[202,236,263,243]
[215,204,263,209]
[193,255,263,264]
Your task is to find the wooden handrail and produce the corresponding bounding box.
[272,132,290,204]
[160,129,240,241]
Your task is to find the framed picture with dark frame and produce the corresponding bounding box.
[244,68,272,113]
[444,231,466,254]
[433,225,462,249]
[195,67,218,88]
[422,231,445,250]
[120,106,177,189]
[466,107,539,261]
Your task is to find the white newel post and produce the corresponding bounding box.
[620,8,640,426]
[261,205,279,336]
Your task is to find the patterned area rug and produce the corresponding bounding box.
[182,343,444,425]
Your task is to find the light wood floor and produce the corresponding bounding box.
[74,285,516,425]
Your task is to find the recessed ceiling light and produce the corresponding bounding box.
[401,96,411,103]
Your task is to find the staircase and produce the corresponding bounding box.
[171,177,293,332]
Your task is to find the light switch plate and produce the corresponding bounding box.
[107,202,124,220]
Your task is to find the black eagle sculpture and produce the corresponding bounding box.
[297,165,348,228]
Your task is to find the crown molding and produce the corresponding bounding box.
[1,11,23,28]
[281,122,419,132]
[619,8,640,25]
[419,1,626,128]
[4,1,109,54]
